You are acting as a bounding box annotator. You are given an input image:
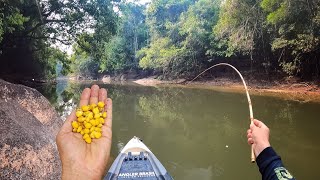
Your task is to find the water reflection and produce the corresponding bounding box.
[35,81,320,179]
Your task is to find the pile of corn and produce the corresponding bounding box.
[71,101,107,143]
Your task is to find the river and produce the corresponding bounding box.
[34,79,320,179]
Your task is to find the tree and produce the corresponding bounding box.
[261,0,320,77]
[0,0,118,79]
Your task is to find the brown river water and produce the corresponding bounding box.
[36,80,320,179]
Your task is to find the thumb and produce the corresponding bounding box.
[253,119,262,128]
[59,111,76,134]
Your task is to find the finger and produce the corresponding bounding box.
[80,88,91,106]
[247,129,252,134]
[99,88,107,102]
[90,85,100,105]
[253,119,262,128]
[247,133,252,139]
[59,111,76,134]
[248,138,253,145]
[250,123,255,130]
[104,98,112,128]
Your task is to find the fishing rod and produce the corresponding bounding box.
[190,63,256,163]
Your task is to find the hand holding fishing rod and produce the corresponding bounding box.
[247,119,271,157]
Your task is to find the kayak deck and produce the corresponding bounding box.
[104,136,173,180]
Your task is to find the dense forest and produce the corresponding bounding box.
[1,0,319,81]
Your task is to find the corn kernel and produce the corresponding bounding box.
[85,123,92,129]
[94,113,100,119]
[98,124,103,128]
[95,132,102,139]
[80,130,85,135]
[76,110,83,117]
[85,137,92,143]
[99,107,104,112]
[98,101,105,108]
[77,126,83,133]
[83,133,89,140]
[82,105,90,112]
[78,116,85,122]
[102,112,107,118]
[87,112,93,119]
[72,121,79,129]
[99,118,105,124]
[90,127,95,132]
[93,107,99,114]
[90,131,96,138]
[72,128,77,132]
[89,120,95,125]
[95,119,100,126]
[91,103,97,108]
[95,127,102,132]
[84,128,90,134]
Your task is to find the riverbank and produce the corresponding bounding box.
[133,76,320,103]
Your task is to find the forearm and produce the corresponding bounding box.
[256,147,295,180]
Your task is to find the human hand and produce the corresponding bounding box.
[56,85,112,180]
[247,119,270,157]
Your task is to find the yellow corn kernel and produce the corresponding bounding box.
[80,130,84,135]
[89,120,95,125]
[90,126,95,132]
[93,107,99,114]
[85,123,92,129]
[95,119,100,126]
[83,133,89,140]
[77,116,85,123]
[98,124,103,128]
[98,101,105,108]
[99,107,104,112]
[87,112,93,119]
[76,110,83,117]
[84,128,90,134]
[77,126,83,133]
[81,105,89,112]
[87,105,92,111]
[102,112,107,118]
[99,118,105,124]
[91,103,97,108]
[72,121,79,129]
[72,128,77,132]
[95,132,102,139]
[85,137,92,144]
[83,111,89,116]
[94,113,100,119]
[90,131,96,138]
[95,127,102,132]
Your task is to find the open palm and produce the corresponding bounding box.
[56,85,112,180]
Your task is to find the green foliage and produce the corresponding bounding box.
[261,0,320,76]
[97,2,148,74]
[139,37,180,70]
[0,0,118,79]
[138,0,221,77]
[214,0,268,57]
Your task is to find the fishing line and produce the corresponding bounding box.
[190,63,256,163]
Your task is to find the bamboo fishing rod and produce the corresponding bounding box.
[190,63,256,163]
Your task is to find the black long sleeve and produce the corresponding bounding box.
[256,147,295,180]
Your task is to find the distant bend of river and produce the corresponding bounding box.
[34,79,320,179]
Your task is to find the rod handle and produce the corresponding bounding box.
[251,146,255,163]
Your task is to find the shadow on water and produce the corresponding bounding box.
[34,80,320,179]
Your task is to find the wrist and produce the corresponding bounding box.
[255,142,270,157]
[62,162,103,180]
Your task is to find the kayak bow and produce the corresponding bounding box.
[104,136,173,180]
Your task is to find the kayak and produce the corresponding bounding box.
[104,136,173,180]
